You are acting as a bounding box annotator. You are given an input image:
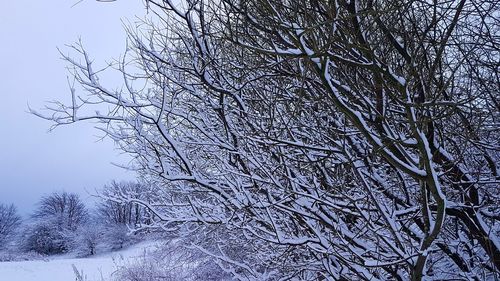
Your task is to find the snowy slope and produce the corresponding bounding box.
[0,241,159,281]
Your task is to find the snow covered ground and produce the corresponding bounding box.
[0,241,159,281]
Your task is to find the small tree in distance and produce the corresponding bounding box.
[97,181,151,227]
[96,181,158,250]
[22,191,89,255]
[0,203,21,247]
[32,191,88,231]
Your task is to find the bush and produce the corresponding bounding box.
[0,250,47,262]
[71,222,104,257]
[20,220,69,255]
[112,240,232,281]
[102,224,131,251]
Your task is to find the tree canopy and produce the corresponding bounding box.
[35,0,499,279]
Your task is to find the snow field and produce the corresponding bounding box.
[0,241,158,281]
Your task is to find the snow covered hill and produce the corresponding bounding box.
[0,241,159,281]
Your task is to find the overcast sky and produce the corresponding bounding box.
[0,0,145,215]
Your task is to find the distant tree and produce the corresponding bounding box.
[97,181,155,228]
[95,181,159,250]
[102,223,130,250]
[22,191,89,254]
[0,204,21,247]
[33,191,88,231]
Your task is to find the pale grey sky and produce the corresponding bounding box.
[0,0,145,215]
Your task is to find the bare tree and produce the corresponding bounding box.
[32,191,88,231]
[0,204,21,246]
[35,0,499,279]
